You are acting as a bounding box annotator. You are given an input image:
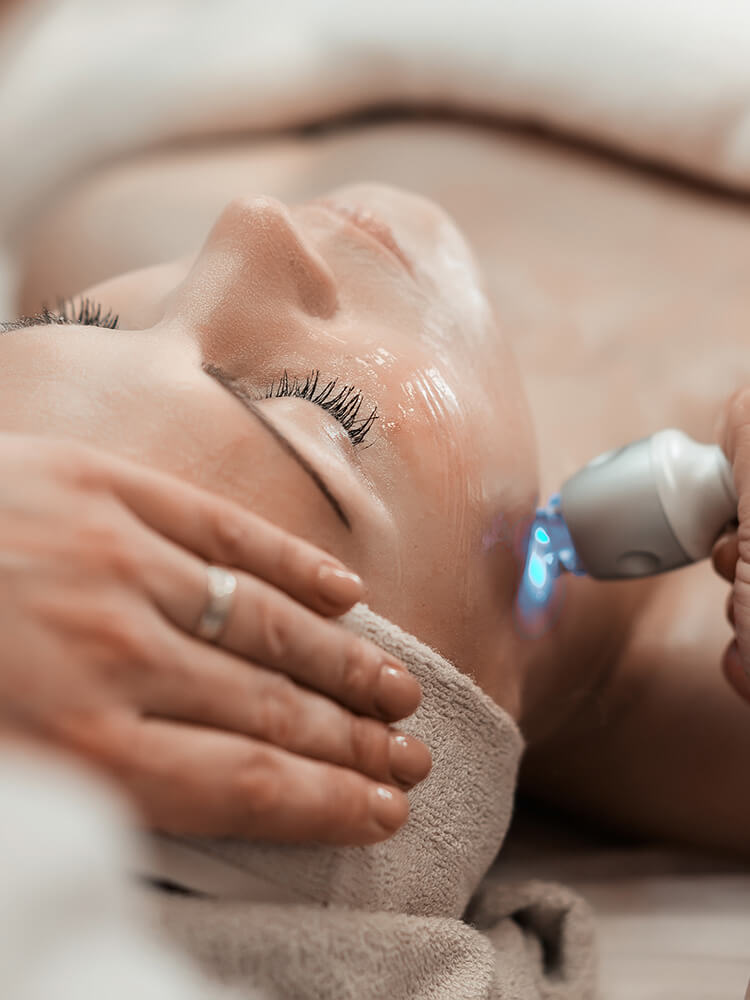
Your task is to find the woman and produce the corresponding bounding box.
[2,179,552,809]
[6,169,750,997]
[12,136,750,846]
[1,176,616,997]
[3,175,643,758]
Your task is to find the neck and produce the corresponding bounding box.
[500,569,649,747]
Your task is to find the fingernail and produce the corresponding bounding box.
[389,733,432,787]
[724,639,750,691]
[317,564,362,608]
[714,532,736,556]
[370,785,409,832]
[374,664,422,719]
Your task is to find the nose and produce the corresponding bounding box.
[181,195,339,324]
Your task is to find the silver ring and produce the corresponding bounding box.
[196,565,238,642]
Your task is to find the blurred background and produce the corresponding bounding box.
[4,0,750,327]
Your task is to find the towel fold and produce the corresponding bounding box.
[148,604,598,999]
[154,888,597,1000]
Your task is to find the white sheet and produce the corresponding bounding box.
[0,748,249,999]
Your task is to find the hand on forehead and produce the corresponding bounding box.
[2,184,538,665]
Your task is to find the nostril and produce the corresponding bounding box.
[225,196,338,318]
[210,195,339,319]
[286,242,339,318]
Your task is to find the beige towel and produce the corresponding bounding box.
[148,604,598,999]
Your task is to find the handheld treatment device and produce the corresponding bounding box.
[517,429,739,626]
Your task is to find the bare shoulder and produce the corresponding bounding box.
[521,562,750,854]
[615,561,731,698]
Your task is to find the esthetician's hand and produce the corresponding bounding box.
[0,433,429,844]
[711,387,750,702]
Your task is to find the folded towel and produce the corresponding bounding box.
[148,604,598,999]
[148,603,522,918]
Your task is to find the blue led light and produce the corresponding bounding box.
[528,551,547,588]
[514,493,587,637]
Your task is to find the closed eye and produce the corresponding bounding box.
[266,370,378,447]
[1,297,119,332]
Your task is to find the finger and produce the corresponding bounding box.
[111,716,411,844]
[203,572,421,721]
[77,445,363,616]
[712,531,739,583]
[131,529,421,722]
[139,627,431,789]
[726,589,736,628]
[721,639,750,706]
[714,389,750,514]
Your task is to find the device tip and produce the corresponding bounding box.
[514,494,586,637]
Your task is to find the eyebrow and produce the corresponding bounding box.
[202,363,351,531]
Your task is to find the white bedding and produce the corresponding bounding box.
[4,0,750,245]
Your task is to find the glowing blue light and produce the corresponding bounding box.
[513,494,588,639]
[528,552,547,589]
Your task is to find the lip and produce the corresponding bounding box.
[314,199,415,276]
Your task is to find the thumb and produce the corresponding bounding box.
[713,390,750,695]
[730,549,750,679]
[711,530,739,583]
[715,524,750,700]
[713,388,750,498]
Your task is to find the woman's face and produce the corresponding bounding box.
[0,184,538,697]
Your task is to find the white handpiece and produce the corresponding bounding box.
[560,429,738,579]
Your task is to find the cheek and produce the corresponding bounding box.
[189,428,359,566]
[364,409,478,640]
[84,260,191,331]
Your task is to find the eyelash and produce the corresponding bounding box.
[5,299,378,446]
[10,297,120,330]
[266,370,378,446]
